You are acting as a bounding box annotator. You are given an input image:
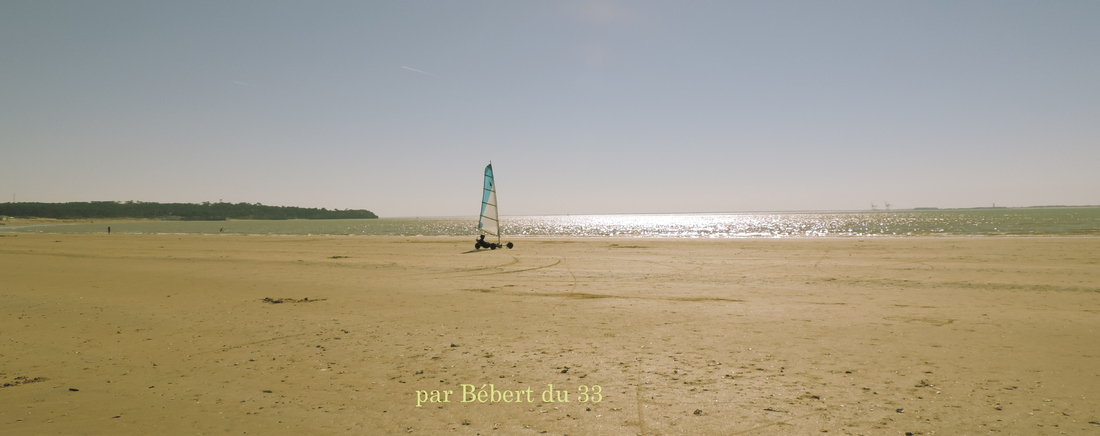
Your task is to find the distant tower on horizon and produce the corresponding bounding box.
[884,201,892,211]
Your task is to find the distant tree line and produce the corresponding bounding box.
[0,201,378,220]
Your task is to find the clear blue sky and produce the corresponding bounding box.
[2,1,1098,217]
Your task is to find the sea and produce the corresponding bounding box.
[2,208,1099,238]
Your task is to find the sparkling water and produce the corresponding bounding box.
[3,208,1098,237]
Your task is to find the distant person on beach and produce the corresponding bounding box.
[107,226,111,234]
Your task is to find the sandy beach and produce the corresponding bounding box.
[1,234,1097,435]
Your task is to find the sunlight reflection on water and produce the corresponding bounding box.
[505,209,1100,237]
[508,214,918,237]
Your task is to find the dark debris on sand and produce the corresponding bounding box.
[1,376,48,388]
[261,297,327,304]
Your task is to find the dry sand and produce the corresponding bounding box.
[1,234,1098,435]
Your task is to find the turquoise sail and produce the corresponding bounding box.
[478,163,499,241]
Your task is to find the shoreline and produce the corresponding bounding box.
[4,210,1098,238]
[0,217,160,226]
[9,229,1094,238]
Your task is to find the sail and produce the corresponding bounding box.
[478,163,499,240]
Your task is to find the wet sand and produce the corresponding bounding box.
[1,234,1098,434]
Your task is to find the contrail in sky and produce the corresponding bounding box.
[401,66,443,78]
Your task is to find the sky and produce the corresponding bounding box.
[2,1,1098,217]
